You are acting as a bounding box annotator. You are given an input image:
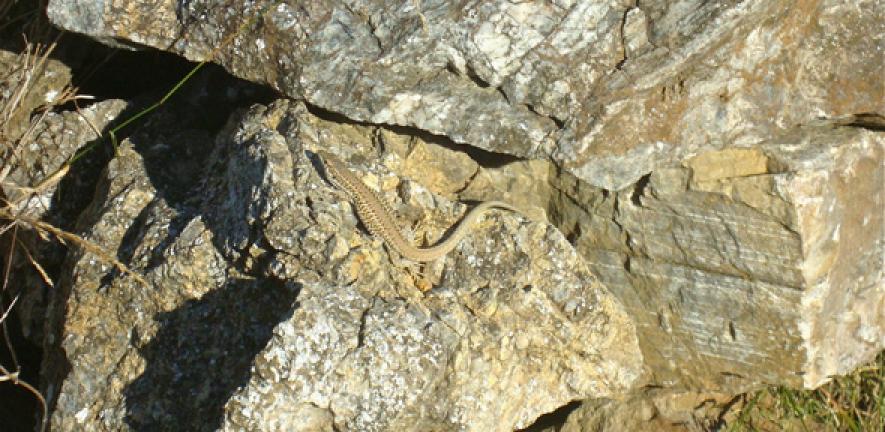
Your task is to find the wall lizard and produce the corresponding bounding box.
[317,150,521,262]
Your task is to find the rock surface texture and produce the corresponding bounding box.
[40,0,884,431]
[1,45,131,345]
[41,100,643,431]
[48,0,882,190]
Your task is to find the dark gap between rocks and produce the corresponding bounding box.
[517,400,582,431]
[2,17,277,430]
[305,102,524,168]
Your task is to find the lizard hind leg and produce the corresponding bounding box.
[412,218,448,289]
[388,245,440,294]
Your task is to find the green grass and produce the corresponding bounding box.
[728,351,884,432]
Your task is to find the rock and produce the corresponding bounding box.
[1,99,128,218]
[47,1,882,190]
[0,47,72,143]
[560,388,735,432]
[43,100,643,431]
[2,98,127,346]
[41,0,884,429]
[0,45,127,345]
[557,125,883,392]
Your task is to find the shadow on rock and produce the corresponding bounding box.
[123,276,299,431]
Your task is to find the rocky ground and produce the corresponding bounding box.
[1,1,882,431]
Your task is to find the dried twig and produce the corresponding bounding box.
[6,212,150,287]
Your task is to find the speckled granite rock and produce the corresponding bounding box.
[0,45,128,347]
[0,47,72,143]
[2,99,128,218]
[2,98,128,348]
[42,100,643,431]
[41,0,884,429]
[47,0,882,190]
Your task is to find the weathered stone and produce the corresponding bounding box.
[42,100,643,431]
[0,47,72,143]
[556,125,883,392]
[395,138,478,197]
[41,0,884,429]
[1,99,128,218]
[47,1,883,190]
[0,47,125,347]
[560,389,735,432]
[2,98,127,347]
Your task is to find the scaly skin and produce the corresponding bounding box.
[318,150,520,262]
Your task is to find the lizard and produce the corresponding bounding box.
[316,150,521,262]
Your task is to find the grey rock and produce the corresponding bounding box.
[41,0,884,429]
[46,1,883,189]
[43,100,643,431]
[557,125,883,393]
[0,47,72,143]
[2,99,128,218]
[0,45,122,350]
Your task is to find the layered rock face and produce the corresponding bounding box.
[33,0,884,430]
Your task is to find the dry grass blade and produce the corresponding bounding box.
[1,210,150,287]
[0,164,10,183]
[0,292,19,325]
[0,213,17,236]
[0,365,19,382]
[0,364,48,432]
[29,219,148,287]
[0,37,48,129]
[1,222,20,369]
[1,161,70,210]
[17,237,53,288]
